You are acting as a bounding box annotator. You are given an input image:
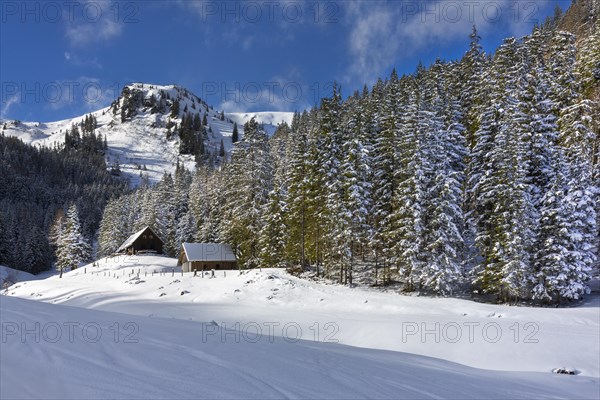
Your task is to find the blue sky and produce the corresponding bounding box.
[1,0,569,122]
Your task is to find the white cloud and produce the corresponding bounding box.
[1,93,20,120]
[242,36,255,51]
[75,76,114,111]
[64,1,125,47]
[40,77,113,113]
[176,1,300,50]
[0,79,110,120]
[64,52,103,69]
[344,3,400,86]
[217,81,309,113]
[343,0,545,85]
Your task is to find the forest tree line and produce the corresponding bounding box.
[0,120,127,274]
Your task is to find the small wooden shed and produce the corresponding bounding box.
[179,243,237,271]
[117,226,163,255]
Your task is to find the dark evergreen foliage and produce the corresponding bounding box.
[232,123,239,143]
[0,134,127,273]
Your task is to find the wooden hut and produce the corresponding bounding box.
[179,243,237,271]
[117,226,163,255]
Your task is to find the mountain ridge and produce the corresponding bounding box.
[1,83,294,185]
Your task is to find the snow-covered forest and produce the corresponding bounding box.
[97,22,599,304]
[0,133,127,274]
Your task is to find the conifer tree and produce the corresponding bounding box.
[370,76,397,284]
[259,184,287,268]
[56,204,91,277]
[391,72,427,291]
[232,123,239,143]
[221,118,271,268]
[340,94,372,283]
[285,112,310,268]
[418,61,467,295]
[98,199,128,256]
[171,99,180,118]
[219,139,225,157]
[471,38,536,301]
[460,25,487,148]
[533,157,572,303]
[0,213,9,266]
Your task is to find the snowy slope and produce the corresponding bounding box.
[2,294,598,400]
[1,84,291,186]
[3,255,599,399]
[0,297,598,399]
[0,265,36,288]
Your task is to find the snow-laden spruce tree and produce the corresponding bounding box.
[139,190,158,231]
[369,77,396,284]
[56,204,91,277]
[318,83,351,282]
[156,173,178,256]
[176,209,197,250]
[548,29,598,302]
[259,184,288,268]
[339,91,373,284]
[285,112,310,268]
[460,26,490,272]
[257,124,292,269]
[221,117,272,269]
[418,61,467,295]
[471,38,536,302]
[533,158,573,303]
[459,25,487,150]
[391,70,427,291]
[534,154,596,304]
[189,166,219,243]
[98,194,137,257]
[48,209,66,258]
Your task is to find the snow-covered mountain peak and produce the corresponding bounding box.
[1,83,295,186]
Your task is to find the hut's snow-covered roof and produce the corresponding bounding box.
[181,243,236,262]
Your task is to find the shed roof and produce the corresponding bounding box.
[117,226,161,253]
[181,243,236,262]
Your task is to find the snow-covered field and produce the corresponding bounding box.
[2,256,599,399]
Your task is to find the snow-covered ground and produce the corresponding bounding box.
[2,256,599,398]
[0,265,36,288]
